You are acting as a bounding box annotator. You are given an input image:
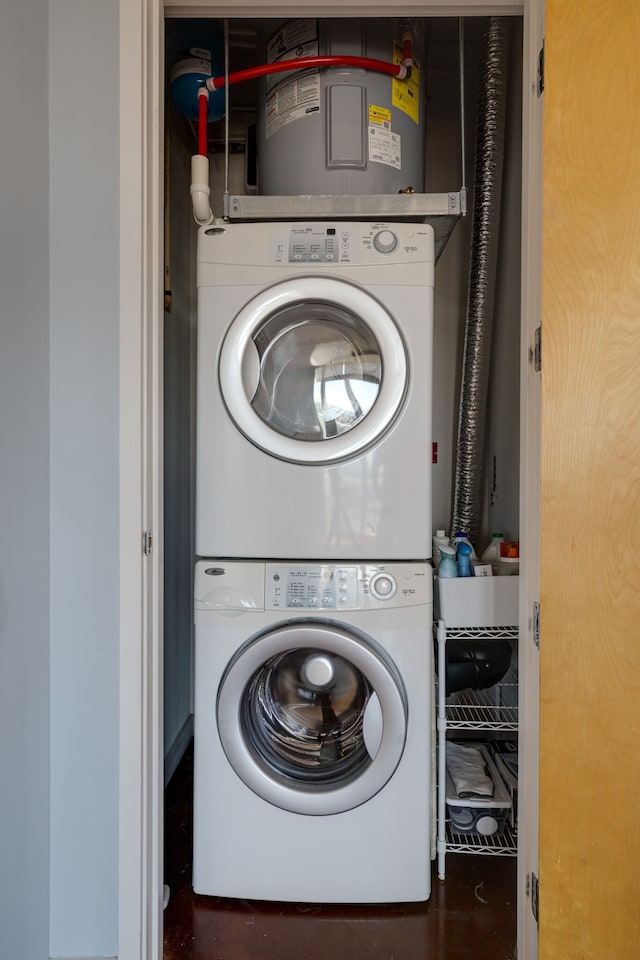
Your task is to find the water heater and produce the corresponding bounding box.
[256,19,426,196]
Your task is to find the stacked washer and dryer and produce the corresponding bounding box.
[192,18,436,904]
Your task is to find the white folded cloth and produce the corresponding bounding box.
[446,742,494,798]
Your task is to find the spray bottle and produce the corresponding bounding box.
[438,544,458,579]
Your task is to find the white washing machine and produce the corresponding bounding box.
[193,559,433,903]
[196,220,434,560]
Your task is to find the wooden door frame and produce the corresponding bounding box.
[518,0,543,955]
[117,2,542,957]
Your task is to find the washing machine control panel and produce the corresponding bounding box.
[265,563,430,611]
[267,565,359,609]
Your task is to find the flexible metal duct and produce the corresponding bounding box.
[451,17,509,545]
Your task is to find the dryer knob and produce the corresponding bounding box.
[373,229,398,254]
[370,573,397,600]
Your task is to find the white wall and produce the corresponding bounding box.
[48,1,120,956]
[0,3,51,957]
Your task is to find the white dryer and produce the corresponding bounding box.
[193,559,433,903]
[196,221,434,560]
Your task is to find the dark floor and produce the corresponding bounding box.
[163,743,517,960]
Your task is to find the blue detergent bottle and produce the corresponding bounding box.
[457,540,473,577]
[453,531,477,559]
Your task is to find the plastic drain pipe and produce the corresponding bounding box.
[191,87,214,225]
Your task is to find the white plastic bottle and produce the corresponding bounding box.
[432,529,450,569]
[481,532,504,576]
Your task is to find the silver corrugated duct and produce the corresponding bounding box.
[451,17,509,545]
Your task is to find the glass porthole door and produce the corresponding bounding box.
[216,622,407,815]
[218,277,408,464]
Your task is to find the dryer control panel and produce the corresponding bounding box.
[197,220,435,288]
[271,221,433,266]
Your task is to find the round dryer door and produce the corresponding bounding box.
[218,277,408,464]
[216,622,407,814]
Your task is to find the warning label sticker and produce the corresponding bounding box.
[368,104,392,129]
[265,73,321,140]
[368,125,401,169]
[264,19,321,138]
[266,19,318,70]
[392,41,420,125]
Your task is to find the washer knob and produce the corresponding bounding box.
[370,573,397,600]
[373,229,398,254]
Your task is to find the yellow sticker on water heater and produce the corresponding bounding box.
[369,105,392,128]
[392,40,420,125]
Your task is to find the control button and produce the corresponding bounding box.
[373,230,398,254]
[370,573,397,600]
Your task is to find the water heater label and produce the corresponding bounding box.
[368,126,401,169]
[369,104,392,129]
[266,19,318,76]
[265,74,320,140]
[264,19,321,140]
[392,42,420,125]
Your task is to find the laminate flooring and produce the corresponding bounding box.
[164,743,517,960]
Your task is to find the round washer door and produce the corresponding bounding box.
[218,277,408,464]
[216,622,407,815]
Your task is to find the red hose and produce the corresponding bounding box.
[198,89,208,157]
[206,55,405,92]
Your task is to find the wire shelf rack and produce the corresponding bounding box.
[445,820,517,856]
[444,665,519,731]
[436,618,519,878]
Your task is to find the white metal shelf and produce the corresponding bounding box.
[436,618,519,880]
